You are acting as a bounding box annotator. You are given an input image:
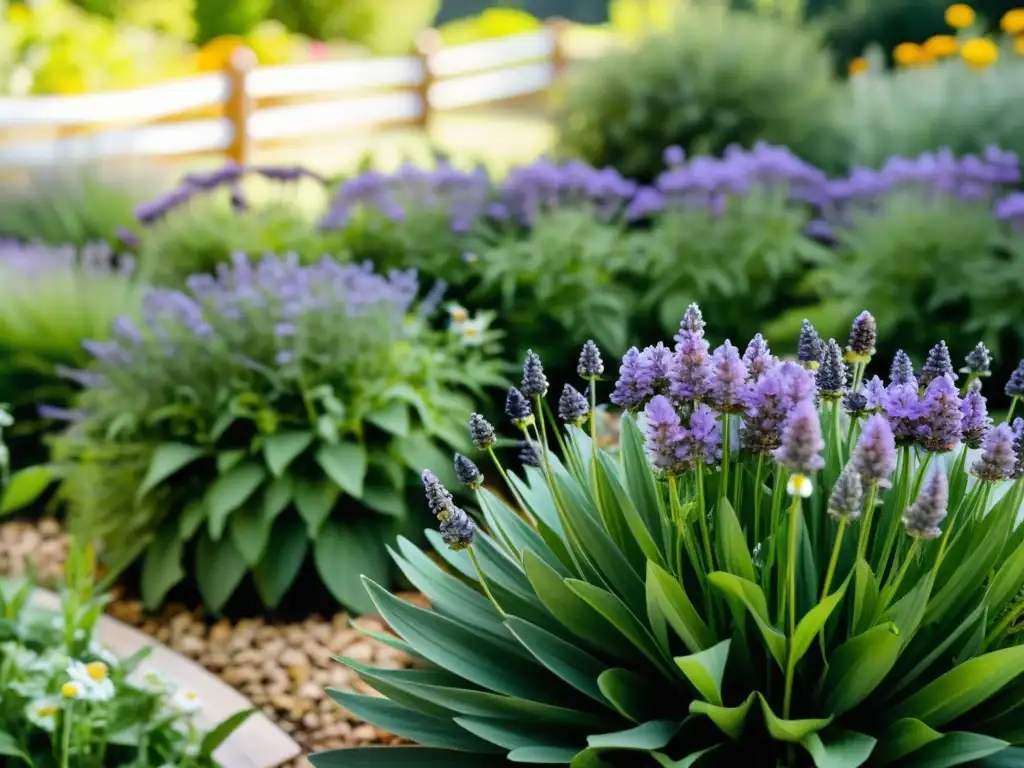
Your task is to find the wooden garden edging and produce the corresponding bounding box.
[29,589,302,768]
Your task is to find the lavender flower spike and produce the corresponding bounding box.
[921,341,957,386]
[641,343,672,391]
[852,413,897,488]
[971,423,1016,482]
[469,413,496,450]
[959,387,991,448]
[742,334,776,381]
[558,384,590,426]
[774,399,825,495]
[505,387,534,429]
[817,339,847,399]
[610,347,654,410]
[710,340,748,413]
[863,375,886,411]
[961,342,992,378]
[903,469,948,540]
[422,470,455,520]
[669,327,712,402]
[890,351,916,387]
[680,303,706,337]
[521,350,549,398]
[578,340,604,379]
[1013,419,1024,479]
[918,375,963,453]
[843,389,868,418]
[846,311,877,362]
[797,319,825,368]
[439,506,476,551]
[454,453,484,490]
[1006,359,1024,398]
[828,465,864,521]
[681,403,723,467]
[643,396,685,472]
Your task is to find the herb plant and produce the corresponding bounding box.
[314,307,1024,767]
[56,254,505,614]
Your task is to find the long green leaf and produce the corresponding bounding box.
[309,747,492,767]
[505,616,610,704]
[791,577,849,669]
[199,708,256,758]
[675,639,730,706]
[1,465,53,515]
[597,452,667,568]
[716,499,755,583]
[758,694,832,743]
[821,623,903,716]
[455,716,578,752]
[619,414,667,546]
[706,571,786,669]
[690,692,756,739]
[588,720,680,750]
[508,746,579,763]
[0,729,29,763]
[896,732,1008,768]
[597,668,662,723]
[874,718,943,765]
[648,561,714,654]
[800,728,876,768]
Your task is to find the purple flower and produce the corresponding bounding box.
[798,320,825,368]
[663,146,686,167]
[828,466,864,521]
[742,334,776,381]
[643,396,686,471]
[521,350,549,398]
[847,311,876,360]
[506,387,534,428]
[961,342,992,377]
[669,329,712,402]
[773,399,825,475]
[741,366,790,454]
[959,388,991,448]
[469,413,496,450]
[921,341,957,386]
[439,506,476,551]
[1013,418,1024,479]
[918,375,963,453]
[454,453,483,489]
[777,360,817,410]
[971,423,1016,482]
[852,413,897,488]
[710,341,748,413]
[890,351,917,387]
[863,375,886,410]
[116,227,140,250]
[558,384,590,426]
[681,403,722,467]
[422,470,454,520]
[641,343,672,391]
[817,339,848,399]
[903,469,948,540]
[1006,359,1024,398]
[678,303,706,338]
[578,340,604,379]
[843,388,868,418]
[883,382,922,447]
[610,347,655,410]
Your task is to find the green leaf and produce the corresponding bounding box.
[758,694,832,743]
[791,577,850,669]
[675,639,730,706]
[800,728,877,768]
[393,431,457,489]
[690,692,756,739]
[140,523,185,610]
[706,571,786,669]
[179,500,207,539]
[367,401,410,436]
[293,478,341,537]
[887,646,1024,728]
[588,720,680,750]
[362,484,407,518]
[315,518,389,615]
[875,719,943,765]
[316,442,368,499]
[262,431,314,477]
[986,539,1024,615]
[204,462,266,540]
[821,623,903,716]
[326,690,501,753]
[597,668,661,723]
[229,504,272,566]
[896,733,1009,768]
[716,498,755,582]
[252,514,309,608]
[1,465,53,515]
[216,449,245,474]
[653,745,722,768]
[199,708,256,758]
[508,746,580,763]
[309,747,489,767]
[852,559,879,635]
[504,616,609,704]
[619,414,667,544]
[647,561,713,654]
[0,729,29,763]
[597,453,668,568]
[262,474,294,520]
[455,716,573,752]
[137,443,205,500]
[195,532,248,613]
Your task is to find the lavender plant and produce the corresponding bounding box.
[314,307,1024,767]
[54,253,505,614]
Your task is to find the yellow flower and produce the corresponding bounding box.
[945,3,976,28]
[85,662,108,682]
[1016,35,1024,55]
[848,57,868,75]
[1001,8,1024,34]
[61,682,81,699]
[924,34,959,58]
[196,36,247,73]
[960,37,999,68]
[894,42,923,66]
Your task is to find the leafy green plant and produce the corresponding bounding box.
[192,0,270,44]
[313,307,1024,766]
[57,254,506,615]
[554,4,847,182]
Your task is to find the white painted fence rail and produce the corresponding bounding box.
[0,23,572,170]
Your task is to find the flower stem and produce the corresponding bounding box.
[855,482,879,565]
[881,538,920,607]
[820,517,848,601]
[752,454,765,545]
[1007,397,1017,423]
[487,447,535,525]
[541,399,575,475]
[831,399,843,467]
[719,414,731,506]
[985,599,1024,649]
[60,701,73,768]
[782,496,802,720]
[695,463,714,570]
[468,547,506,618]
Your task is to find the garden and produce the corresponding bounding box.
[4,0,1024,766]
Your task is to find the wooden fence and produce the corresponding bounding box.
[0,21,585,170]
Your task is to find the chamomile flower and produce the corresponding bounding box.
[62,681,82,699]
[130,668,173,695]
[172,689,202,715]
[446,303,470,327]
[456,317,487,347]
[26,697,61,731]
[66,660,115,702]
[787,473,814,498]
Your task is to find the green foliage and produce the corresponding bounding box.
[837,50,1024,170]
[59,256,507,614]
[312,314,1024,767]
[555,4,847,182]
[192,0,271,44]
[269,0,440,51]
[0,531,253,765]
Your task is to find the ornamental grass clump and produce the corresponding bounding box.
[314,306,1024,767]
[56,253,504,614]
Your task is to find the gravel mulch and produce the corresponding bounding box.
[0,517,416,768]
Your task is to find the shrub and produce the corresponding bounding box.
[838,42,1024,170]
[312,307,1024,767]
[554,4,847,183]
[192,0,270,44]
[0,240,143,477]
[57,254,506,614]
[269,0,439,52]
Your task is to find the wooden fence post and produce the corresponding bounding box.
[547,17,571,81]
[414,29,442,131]
[225,47,257,165]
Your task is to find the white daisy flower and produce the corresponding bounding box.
[26,697,61,731]
[787,473,814,498]
[66,660,115,702]
[62,681,83,699]
[171,689,202,715]
[129,669,173,695]
[457,317,487,347]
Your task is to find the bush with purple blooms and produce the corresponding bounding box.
[51,253,506,614]
[312,307,1024,768]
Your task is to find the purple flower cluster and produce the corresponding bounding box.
[0,239,135,279]
[642,396,722,473]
